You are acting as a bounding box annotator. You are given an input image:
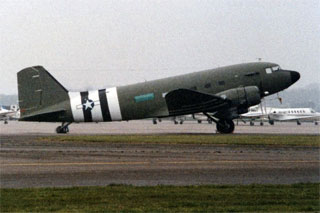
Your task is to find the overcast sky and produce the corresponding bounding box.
[1,0,319,94]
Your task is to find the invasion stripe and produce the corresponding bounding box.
[106,87,122,121]
[68,92,84,122]
[88,90,103,122]
[99,89,111,121]
[80,91,93,122]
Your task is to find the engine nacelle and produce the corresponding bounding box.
[217,86,261,113]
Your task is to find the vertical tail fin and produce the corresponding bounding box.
[17,66,71,121]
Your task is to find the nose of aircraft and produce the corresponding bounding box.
[290,71,300,84]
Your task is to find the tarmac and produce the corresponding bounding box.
[0,121,319,188]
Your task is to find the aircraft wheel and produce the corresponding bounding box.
[250,121,254,126]
[180,121,184,125]
[297,121,301,125]
[269,120,274,125]
[197,120,202,124]
[174,121,178,125]
[4,120,8,124]
[260,122,264,126]
[216,119,235,134]
[56,126,69,134]
[315,121,318,125]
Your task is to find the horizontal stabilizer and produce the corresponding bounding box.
[20,109,66,122]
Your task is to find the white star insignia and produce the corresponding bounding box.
[83,100,94,110]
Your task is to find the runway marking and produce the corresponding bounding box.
[2,160,319,167]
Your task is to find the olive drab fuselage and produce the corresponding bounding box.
[17,62,300,125]
[63,62,297,122]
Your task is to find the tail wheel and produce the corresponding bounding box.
[216,119,235,134]
[56,126,69,134]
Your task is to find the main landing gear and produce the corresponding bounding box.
[204,113,235,134]
[56,122,72,134]
[216,119,235,134]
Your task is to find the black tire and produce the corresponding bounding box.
[63,126,69,133]
[216,119,235,134]
[56,126,68,134]
[269,120,274,125]
[260,122,264,126]
[56,126,62,133]
[250,121,254,126]
[197,120,202,124]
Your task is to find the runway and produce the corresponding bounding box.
[0,120,319,135]
[1,121,319,188]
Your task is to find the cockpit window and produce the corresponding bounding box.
[311,109,315,113]
[272,66,280,71]
[265,66,281,74]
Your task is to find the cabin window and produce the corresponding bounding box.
[204,83,211,88]
[218,81,225,86]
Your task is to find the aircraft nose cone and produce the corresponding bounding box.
[290,71,300,84]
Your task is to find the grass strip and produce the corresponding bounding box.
[1,183,319,212]
[41,134,320,146]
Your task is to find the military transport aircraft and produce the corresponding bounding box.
[17,62,300,134]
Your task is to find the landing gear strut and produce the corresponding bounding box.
[56,122,72,134]
[203,112,235,134]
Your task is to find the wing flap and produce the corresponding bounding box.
[165,89,229,115]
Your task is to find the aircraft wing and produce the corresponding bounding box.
[165,89,229,115]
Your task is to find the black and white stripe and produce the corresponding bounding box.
[99,89,112,121]
[80,91,93,122]
[68,87,122,122]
